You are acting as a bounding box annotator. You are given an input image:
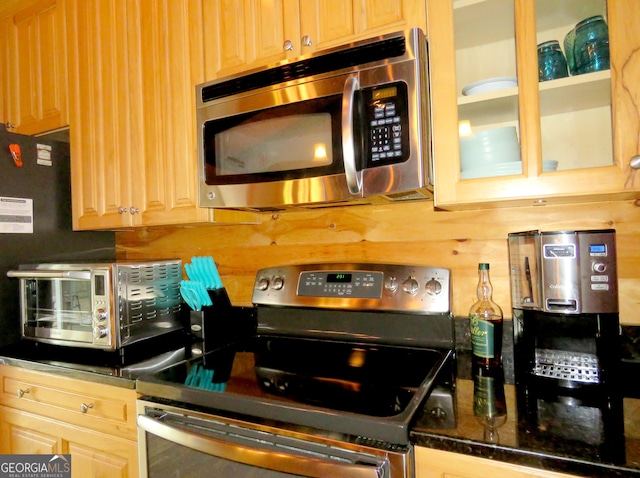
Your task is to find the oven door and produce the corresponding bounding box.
[137,400,411,478]
[8,270,99,347]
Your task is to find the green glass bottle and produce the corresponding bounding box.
[469,263,503,367]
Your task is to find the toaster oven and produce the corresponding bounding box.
[7,260,183,350]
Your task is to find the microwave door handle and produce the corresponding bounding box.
[137,414,381,478]
[7,270,92,280]
[341,75,363,195]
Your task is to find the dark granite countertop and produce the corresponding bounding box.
[3,321,640,477]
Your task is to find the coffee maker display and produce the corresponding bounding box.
[508,229,624,463]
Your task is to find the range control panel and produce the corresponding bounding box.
[253,263,451,314]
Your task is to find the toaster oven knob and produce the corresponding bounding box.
[425,278,442,296]
[256,277,270,291]
[93,326,108,340]
[271,276,284,290]
[402,277,419,296]
[96,309,108,322]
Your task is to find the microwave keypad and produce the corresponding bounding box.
[370,105,403,161]
[364,82,410,166]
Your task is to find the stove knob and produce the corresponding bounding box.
[402,277,419,295]
[256,277,270,291]
[425,278,442,296]
[271,276,285,290]
[385,276,399,292]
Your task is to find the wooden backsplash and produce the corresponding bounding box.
[116,199,640,325]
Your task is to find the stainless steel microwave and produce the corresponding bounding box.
[196,28,432,210]
[7,260,183,350]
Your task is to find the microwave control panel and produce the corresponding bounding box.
[363,81,410,167]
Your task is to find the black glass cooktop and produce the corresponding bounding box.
[137,335,454,444]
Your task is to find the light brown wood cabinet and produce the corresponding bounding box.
[427,0,640,210]
[0,0,68,135]
[0,364,138,478]
[202,0,427,80]
[415,447,579,478]
[66,0,259,230]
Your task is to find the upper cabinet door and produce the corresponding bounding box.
[428,0,640,210]
[67,0,137,229]
[1,0,68,135]
[201,0,426,81]
[299,0,426,54]
[202,0,301,80]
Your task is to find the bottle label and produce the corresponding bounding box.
[470,316,494,358]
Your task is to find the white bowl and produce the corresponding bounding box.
[460,127,520,171]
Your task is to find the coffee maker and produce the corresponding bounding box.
[508,229,624,463]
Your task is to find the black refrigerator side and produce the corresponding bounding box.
[0,126,116,348]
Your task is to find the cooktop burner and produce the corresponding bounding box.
[138,335,453,444]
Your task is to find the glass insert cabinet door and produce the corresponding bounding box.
[428,0,640,209]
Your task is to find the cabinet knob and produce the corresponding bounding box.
[630,155,640,170]
[17,388,30,398]
[117,206,127,214]
[80,402,93,414]
[283,39,294,51]
[129,207,140,215]
[301,35,312,47]
[6,122,15,129]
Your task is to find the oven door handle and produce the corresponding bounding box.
[7,270,92,280]
[137,414,384,478]
[341,75,363,196]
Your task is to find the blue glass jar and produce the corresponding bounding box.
[537,40,568,82]
[574,15,610,74]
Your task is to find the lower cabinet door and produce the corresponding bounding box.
[0,405,138,478]
[414,447,578,478]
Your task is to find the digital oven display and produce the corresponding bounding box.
[327,273,352,283]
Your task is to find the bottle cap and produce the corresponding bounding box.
[479,263,490,270]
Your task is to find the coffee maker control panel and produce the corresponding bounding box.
[509,229,618,314]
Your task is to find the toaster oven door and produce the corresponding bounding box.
[11,270,102,347]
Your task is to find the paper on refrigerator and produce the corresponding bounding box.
[0,196,33,233]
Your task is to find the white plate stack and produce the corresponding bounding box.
[460,126,522,179]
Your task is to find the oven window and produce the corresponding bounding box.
[203,95,345,185]
[24,278,93,331]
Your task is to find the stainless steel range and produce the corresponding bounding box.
[136,263,455,478]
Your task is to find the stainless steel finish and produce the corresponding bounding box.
[196,28,431,209]
[17,388,29,398]
[301,35,312,46]
[283,39,294,51]
[509,230,618,314]
[80,402,93,413]
[253,263,450,314]
[630,155,640,169]
[342,75,362,195]
[10,260,183,350]
[137,400,413,478]
[7,270,91,280]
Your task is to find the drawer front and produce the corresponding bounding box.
[0,365,138,440]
